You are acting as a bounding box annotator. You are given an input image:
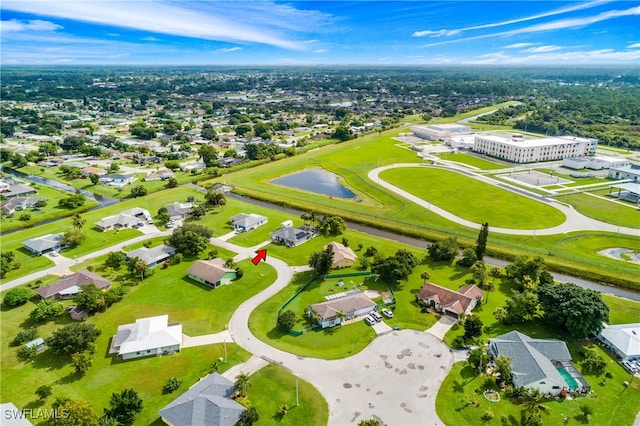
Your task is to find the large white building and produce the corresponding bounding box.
[562,156,630,170]
[411,124,472,142]
[473,134,597,163]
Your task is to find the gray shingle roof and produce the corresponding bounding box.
[159,373,245,426]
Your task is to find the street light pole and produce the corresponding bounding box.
[296,377,299,406]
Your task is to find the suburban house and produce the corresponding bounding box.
[230,213,268,232]
[70,306,88,321]
[81,166,107,177]
[308,291,377,328]
[1,197,43,216]
[127,244,177,267]
[109,315,182,360]
[0,183,36,200]
[98,173,135,188]
[158,373,245,426]
[36,270,111,300]
[96,207,151,231]
[165,202,193,221]
[270,222,318,247]
[23,233,65,256]
[144,168,174,181]
[489,331,589,395]
[596,323,640,361]
[327,241,357,269]
[417,283,484,318]
[187,259,237,288]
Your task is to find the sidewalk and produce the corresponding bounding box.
[222,355,269,381]
[182,330,232,348]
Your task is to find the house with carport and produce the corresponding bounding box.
[270,222,317,247]
[187,258,237,288]
[109,315,182,360]
[23,233,65,256]
[308,291,377,328]
[96,207,151,231]
[596,323,640,361]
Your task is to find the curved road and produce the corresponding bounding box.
[368,163,640,236]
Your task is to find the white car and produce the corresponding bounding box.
[370,311,382,322]
[364,315,376,326]
[381,308,394,319]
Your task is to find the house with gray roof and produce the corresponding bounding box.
[187,258,237,288]
[127,244,176,267]
[36,270,111,300]
[270,223,317,247]
[158,373,245,426]
[23,233,64,256]
[308,291,377,328]
[489,331,589,395]
[0,184,36,200]
[165,202,193,221]
[230,213,268,232]
[96,207,150,231]
[98,173,135,188]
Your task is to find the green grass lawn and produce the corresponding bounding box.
[603,294,640,325]
[380,167,566,229]
[558,192,639,229]
[244,364,328,426]
[0,185,98,232]
[437,345,640,426]
[437,153,509,170]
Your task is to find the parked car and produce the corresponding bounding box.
[381,308,394,318]
[370,311,382,322]
[166,222,173,228]
[364,315,376,326]
[50,251,59,257]
[147,219,154,225]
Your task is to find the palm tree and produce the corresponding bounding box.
[71,213,86,230]
[278,404,289,416]
[519,388,550,418]
[235,373,251,397]
[134,258,148,280]
[420,271,430,284]
[336,309,347,324]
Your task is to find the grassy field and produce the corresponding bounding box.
[380,167,566,229]
[245,364,329,426]
[558,192,639,229]
[0,185,98,232]
[603,294,640,325]
[437,153,509,170]
[437,351,640,426]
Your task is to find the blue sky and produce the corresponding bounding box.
[1,1,639,65]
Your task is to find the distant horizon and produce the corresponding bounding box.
[2,1,639,66]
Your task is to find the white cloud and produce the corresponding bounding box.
[2,1,335,50]
[422,5,640,48]
[314,49,328,54]
[412,0,610,39]
[142,36,160,41]
[412,29,460,38]
[627,42,640,48]
[504,43,535,49]
[214,47,242,53]
[524,45,564,53]
[0,19,62,33]
[465,48,640,64]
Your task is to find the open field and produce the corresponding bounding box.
[0,185,98,232]
[437,153,510,170]
[379,167,566,229]
[558,192,639,229]
[246,364,329,426]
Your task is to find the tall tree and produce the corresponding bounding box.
[495,355,513,384]
[54,399,98,426]
[47,323,101,354]
[463,315,483,340]
[104,389,143,426]
[71,213,86,230]
[420,271,430,284]
[308,245,335,276]
[235,373,251,397]
[475,222,489,260]
[537,282,609,338]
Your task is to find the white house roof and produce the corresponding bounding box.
[112,315,182,356]
[599,323,640,359]
[127,244,176,265]
[23,233,64,253]
[230,213,267,227]
[96,207,150,229]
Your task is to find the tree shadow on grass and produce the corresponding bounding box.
[24,399,45,410]
[55,371,83,386]
[266,327,288,341]
[30,350,67,371]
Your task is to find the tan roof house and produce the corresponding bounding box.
[308,291,377,328]
[327,241,357,269]
[36,270,111,300]
[187,258,237,288]
[417,283,483,318]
